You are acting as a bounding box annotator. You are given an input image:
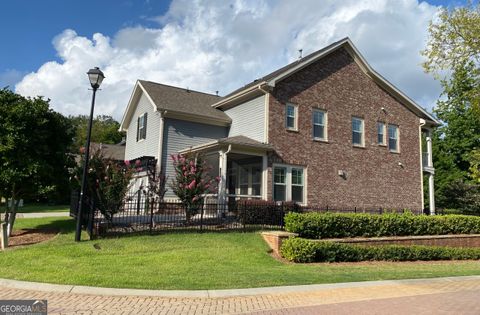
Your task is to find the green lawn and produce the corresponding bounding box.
[16,204,69,213]
[0,217,479,290]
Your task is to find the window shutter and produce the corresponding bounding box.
[136,117,140,141]
[143,112,148,139]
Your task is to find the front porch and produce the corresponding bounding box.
[180,136,271,204]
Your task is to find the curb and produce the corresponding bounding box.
[0,275,479,298]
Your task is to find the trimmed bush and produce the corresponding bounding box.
[284,212,480,239]
[280,238,480,263]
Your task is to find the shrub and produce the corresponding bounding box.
[280,238,480,263]
[284,212,480,239]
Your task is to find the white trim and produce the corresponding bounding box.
[285,103,298,131]
[262,155,268,200]
[352,117,365,147]
[119,81,158,131]
[156,112,165,170]
[264,93,269,143]
[272,163,307,205]
[312,108,327,141]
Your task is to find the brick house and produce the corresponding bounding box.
[119,37,439,213]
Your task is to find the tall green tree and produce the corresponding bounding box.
[0,89,74,237]
[70,115,124,152]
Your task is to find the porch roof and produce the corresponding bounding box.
[179,135,273,153]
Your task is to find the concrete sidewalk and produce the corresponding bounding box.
[1,212,70,219]
[0,276,479,314]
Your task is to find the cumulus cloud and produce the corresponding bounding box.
[15,0,442,120]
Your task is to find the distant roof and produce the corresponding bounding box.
[91,143,125,161]
[138,80,231,123]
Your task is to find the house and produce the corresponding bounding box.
[119,37,439,214]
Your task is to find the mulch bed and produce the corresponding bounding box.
[7,229,59,248]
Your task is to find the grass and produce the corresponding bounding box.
[15,204,69,213]
[0,217,479,290]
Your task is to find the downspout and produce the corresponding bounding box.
[419,119,426,212]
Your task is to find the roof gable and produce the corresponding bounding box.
[213,37,439,126]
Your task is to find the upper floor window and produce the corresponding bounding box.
[352,117,364,147]
[137,112,147,141]
[312,109,327,141]
[377,122,386,145]
[388,124,399,152]
[285,103,297,130]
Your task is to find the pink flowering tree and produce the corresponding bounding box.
[74,148,134,222]
[170,153,219,222]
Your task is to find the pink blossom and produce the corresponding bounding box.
[124,160,131,166]
[192,196,199,202]
[189,160,194,166]
[135,159,141,166]
[215,176,221,182]
[187,179,196,190]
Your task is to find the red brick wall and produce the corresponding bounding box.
[267,48,423,211]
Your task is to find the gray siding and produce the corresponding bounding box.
[225,95,266,142]
[124,93,160,160]
[162,118,227,197]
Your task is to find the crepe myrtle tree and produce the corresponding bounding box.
[170,153,219,222]
[73,148,134,223]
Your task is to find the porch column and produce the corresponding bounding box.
[426,133,433,168]
[425,130,435,215]
[218,149,228,206]
[428,173,435,215]
[262,155,268,200]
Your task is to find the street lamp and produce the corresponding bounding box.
[75,67,105,242]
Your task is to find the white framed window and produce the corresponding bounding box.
[273,167,287,201]
[352,117,364,147]
[285,103,297,130]
[312,109,327,141]
[273,165,306,204]
[388,124,399,152]
[377,122,386,145]
[137,112,147,141]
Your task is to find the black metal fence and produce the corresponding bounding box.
[70,191,423,238]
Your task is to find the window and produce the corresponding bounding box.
[251,166,262,196]
[239,166,249,195]
[313,109,327,140]
[388,124,399,152]
[377,122,386,145]
[285,103,297,130]
[137,112,147,141]
[273,165,306,204]
[352,117,364,146]
[273,167,287,201]
[291,168,304,203]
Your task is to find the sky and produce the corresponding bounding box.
[0,0,469,121]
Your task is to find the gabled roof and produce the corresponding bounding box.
[213,37,440,126]
[120,80,231,131]
[179,135,273,153]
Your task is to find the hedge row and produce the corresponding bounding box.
[281,238,480,263]
[284,212,480,239]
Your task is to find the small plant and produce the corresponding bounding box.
[170,153,219,222]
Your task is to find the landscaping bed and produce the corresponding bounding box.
[280,212,480,263]
[8,229,58,247]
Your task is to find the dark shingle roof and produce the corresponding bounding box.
[223,38,348,98]
[217,135,272,150]
[139,80,231,122]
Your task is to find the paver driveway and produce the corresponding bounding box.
[0,276,479,314]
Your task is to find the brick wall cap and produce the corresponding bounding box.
[261,231,298,238]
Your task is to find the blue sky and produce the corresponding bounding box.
[0,0,469,119]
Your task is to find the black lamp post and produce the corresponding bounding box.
[75,67,105,242]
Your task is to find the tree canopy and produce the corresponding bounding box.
[0,89,74,234]
[69,115,124,152]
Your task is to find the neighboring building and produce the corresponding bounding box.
[119,37,439,213]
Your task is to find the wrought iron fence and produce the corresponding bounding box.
[70,191,423,238]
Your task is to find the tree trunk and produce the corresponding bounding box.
[6,198,19,237]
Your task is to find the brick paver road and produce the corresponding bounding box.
[0,276,479,314]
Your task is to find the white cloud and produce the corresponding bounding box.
[15,0,442,120]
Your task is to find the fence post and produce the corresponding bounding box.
[242,202,246,233]
[326,205,329,212]
[200,202,204,233]
[280,202,285,229]
[379,207,383,214]
[354,206,357,214]
[149,198,154,234]
[136,189,141,215]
